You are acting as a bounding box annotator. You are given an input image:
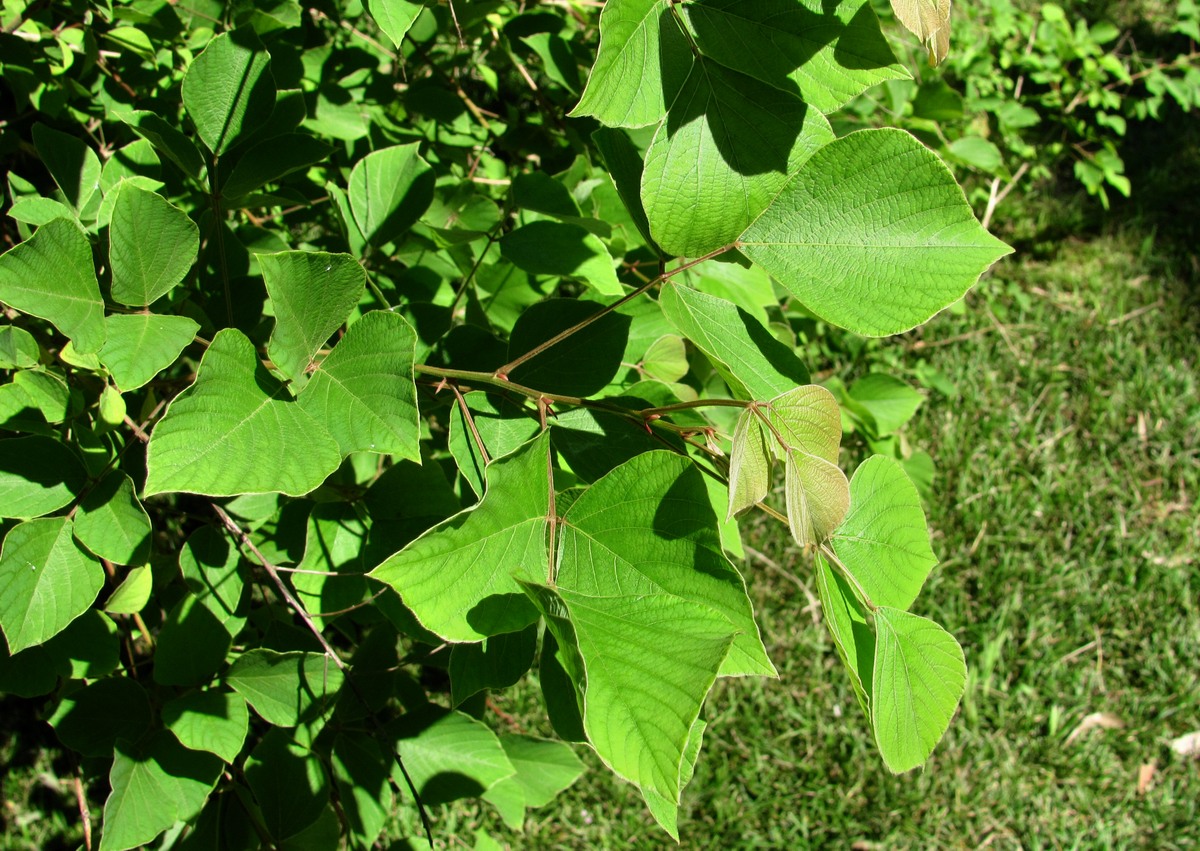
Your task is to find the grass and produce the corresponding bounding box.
[458,223,1200,849]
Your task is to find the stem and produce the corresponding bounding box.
[213,505,434,845]
[494,245,733,377]
[818,542,876,613]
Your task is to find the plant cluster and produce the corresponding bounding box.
[0,0,1008,847]
[855,0,1200,215]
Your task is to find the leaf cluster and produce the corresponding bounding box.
[0,0,1007,845]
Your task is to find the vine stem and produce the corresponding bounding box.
[211,504,434,847]
[494,245,733,377]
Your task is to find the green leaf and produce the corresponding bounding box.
[108,185,199,307]
[947,135,1003,172]
[832,455,936,611]
[179,526,245,625]
[73,471,152,565]
[98,313,200,392]
[642,59,834,257]
[297,310,420,459]
[32,123,102,213]
[0,435,87,520]
[727,408,772,518]
[500,221,622,296]
[260,251,366,384]
[44,609,120,679]
[144,328,342,497]
[225,649,344,728]
[365,0,425,47]
[222,133,335,200]
[117,110,206,181]
[154,596,232,687]
[740,129,1013,336]
[660,282,810,399]
[1,369,75,425]
[347,142,435,248]
[507,299,631,396]
[290,503,368,629]
[522,581,734,823]
[482,735,585,829]
[0,518,103,653]
[163,689,250,764]
[332,732,394,847]
[815,552,871,715]
[571,0,694,127]
[557,451,774,677]
[872,606,966,772]
[0,325,40,369]
[763,385,842,465]
[7,196,77,227]
[846,373,924,436]
[50,677,153,757]
[890,0,952,66]
[0,219,106,353]
[181,30,276,156]
[390,705,516,806]
[684,0,906,114]
[448,393,539,499]
[643,717,705,839]
[592,127,661,253]
[449,624,538,707]
[369,432,549,642]
[104,565,153,615]
[98,385,126,427]
[100,732,222,851]
[640,334,688,382]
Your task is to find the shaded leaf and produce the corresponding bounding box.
[162,689,250,764]
[0,435,87,520]
[390,705,515,806]
[500,221,622,296]
[482,735,585,829]
[226,649,344,728]
[181,30,276,155]
[50,677,153,757]
[348,142,435,248]
[74,471,152,566]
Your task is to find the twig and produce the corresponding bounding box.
[73,767,92,850]
[212,505,434,845]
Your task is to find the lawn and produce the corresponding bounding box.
[464,221,1200,849]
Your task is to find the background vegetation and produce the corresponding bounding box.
[2,0,1198,848]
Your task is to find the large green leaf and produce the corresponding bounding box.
[390,705,516,806]
[153,596,232,687]
[369,432,550,642]
[144,328,341,497]
[571,0,694,128]
[642,59,834,257]
[522,581,734,825]
[683,0,907,114]
[449,624,538,708]
[556,451,774,677]
[482,735,585,829]
[73,471,152,566]
[815,552,872,716]
[740,129,1013,336]
[872,606,966,772]
[0,219,105,353]
[347,142,435,248]
[297,310,420,459]
[179,526,245,626]
[831,455,936,611]
[181,30,276,156]
[332,732,394,847]
[260,251,366,384]
[659,283,809,400]
[99,732,222,851]
[225,649,345,728]
[0,518,103,654]
[0,435,87,520]
[507,299,632,397]
[98,313,200,392]
[108,185,199,306]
